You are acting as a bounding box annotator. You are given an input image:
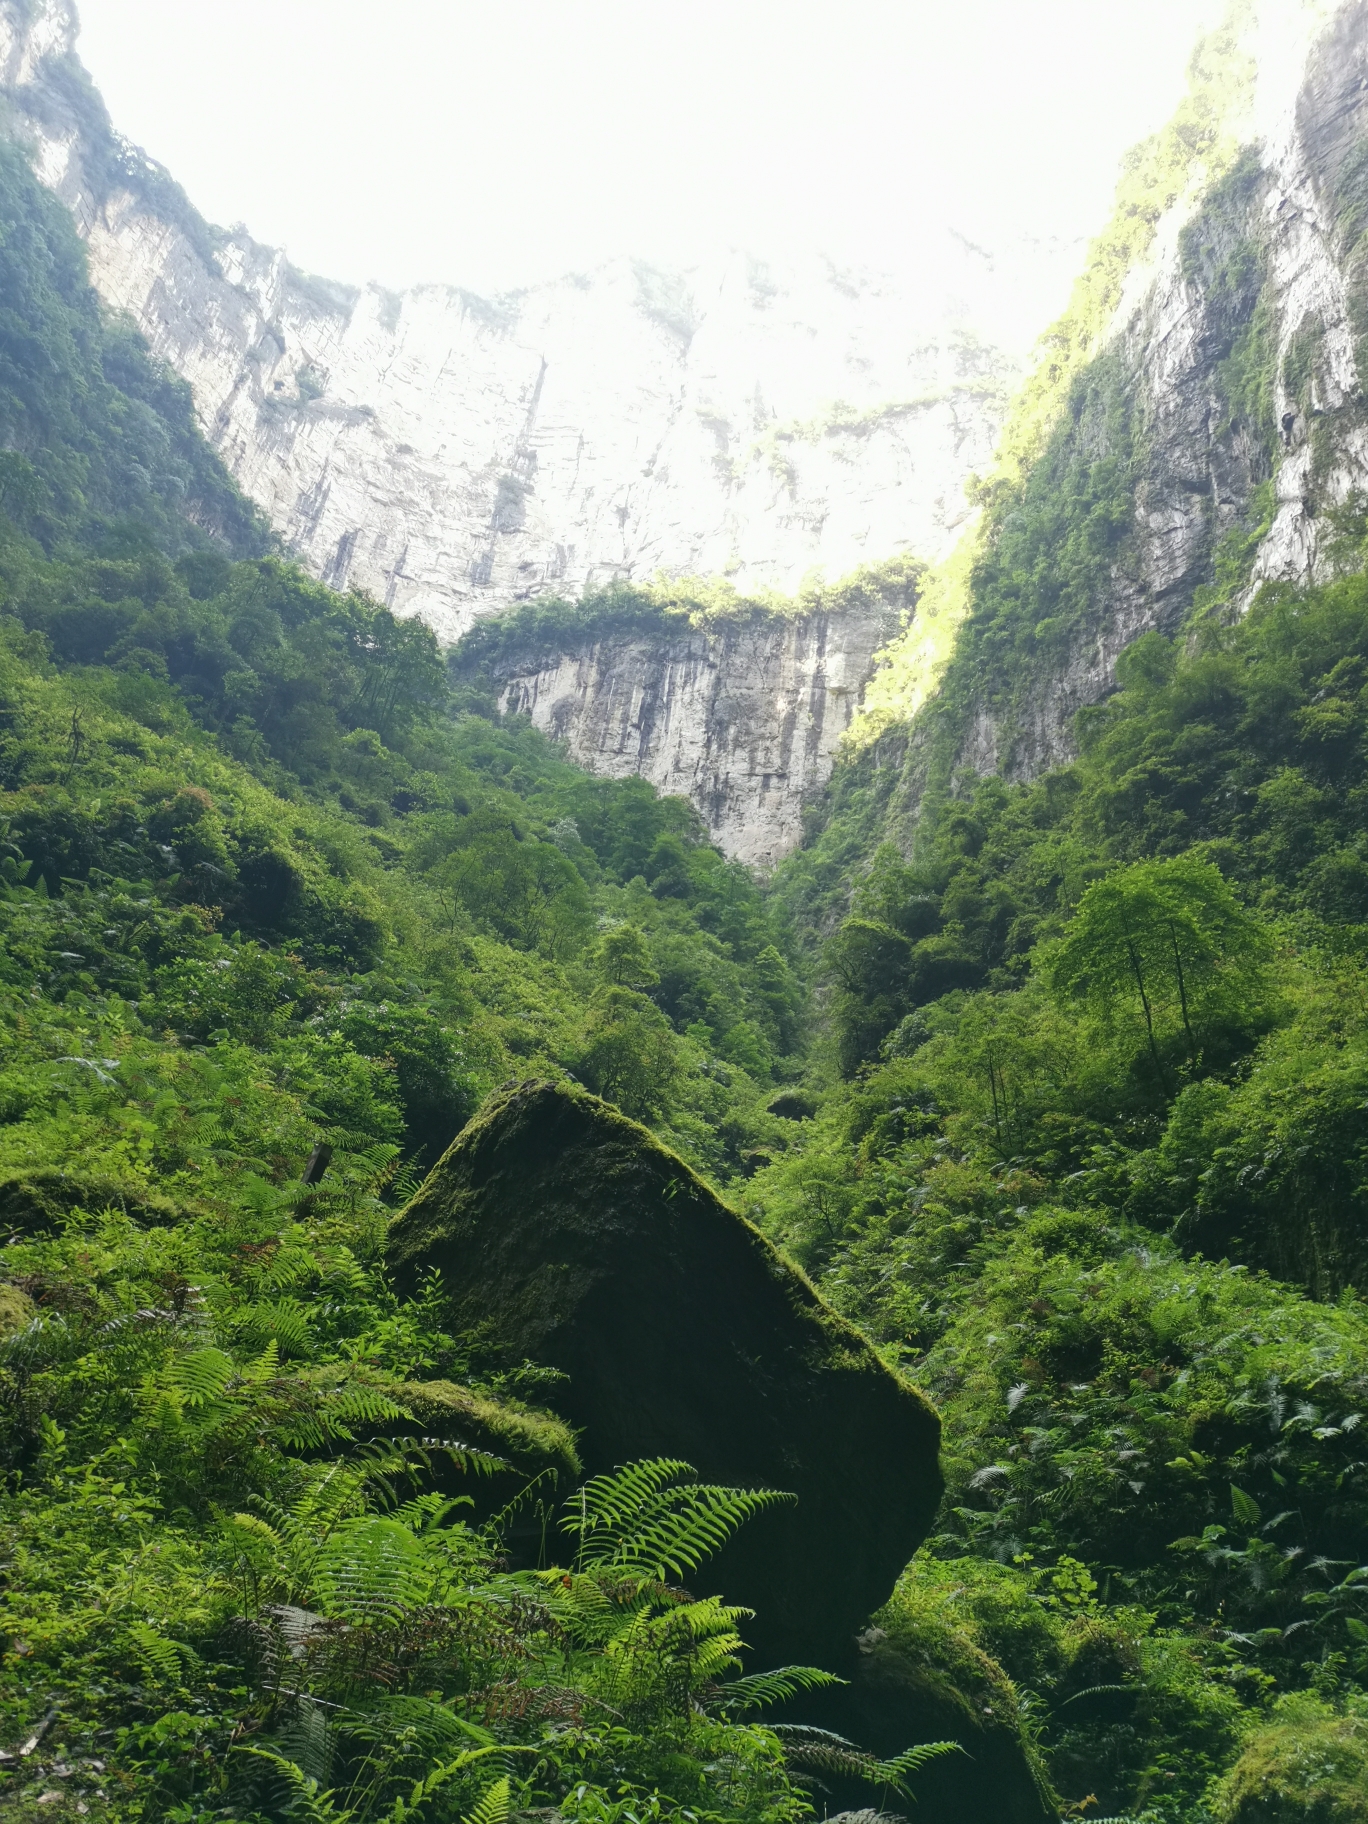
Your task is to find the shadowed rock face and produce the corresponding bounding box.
[387,1078,943,1665]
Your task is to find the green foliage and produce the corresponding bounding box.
[750,563,1368,1813]
[1047,855,1270,1084]
[0,139,265,557]
[562,1460,796,1581]
[0,134,893,1824]
[1214,1694,1368,1822]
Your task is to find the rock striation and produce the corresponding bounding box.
[495,602,899,867]
[948,0,1368,786]
[387,1078,944,1666]
[0,0,1018,645]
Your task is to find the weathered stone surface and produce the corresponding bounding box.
[496,603,898,865]
[0,1170,178,1234]
[387,1078,944,1664]
[949,0,1368,788]
[0,0,1013,644]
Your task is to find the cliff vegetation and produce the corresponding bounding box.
[8,19,1368,1823]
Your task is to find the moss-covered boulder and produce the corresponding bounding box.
[806,1578,1056,1824]
[359,1376,583,1533]
[390,1378,582,1482]
[1216,1698,1368,1821]
[0,1170,179,1234]
[388,1078,943,1663]
[0,1285,35,1336]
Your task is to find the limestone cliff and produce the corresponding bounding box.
[0,0,1017,648]
[494,600,899,868]
[933,0,1368,789]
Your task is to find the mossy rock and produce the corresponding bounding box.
[1216,1701,1368,1822]
[0,1285,35,1336]
[391,1378,581,1480]
[388,1078,943,1664]
[0,1170,179,1234]
[805,1596,1057,1824]
[364,1377,583,1530]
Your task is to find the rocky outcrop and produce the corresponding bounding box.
[951,0,1368,787]
[387,1079,944,1666]
[0,0,1017,645]
[495,602,898,866]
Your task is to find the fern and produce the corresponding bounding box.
[124,1620,191,1686]
[563,1458,795,1580]
[709,1663,844,1713]
[458,1774,511,1824]
[235,1748,355,1823]
[313,1516,432,1623]
[384,1754,530,1824]
[770,1726,962,1798]
[168,1345,235,1407]
[877,1740,965,1790]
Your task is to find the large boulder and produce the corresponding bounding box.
[388,1078,943,1664]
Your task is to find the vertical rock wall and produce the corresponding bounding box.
[0,0,1019,645]
[949,0,1368,786]
[497,605,897,867]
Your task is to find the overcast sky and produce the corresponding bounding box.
[74,0,1224,301]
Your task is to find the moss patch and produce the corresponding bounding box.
[1217,1698,1368,1822]
[391,1377,581,1480]
[0,1170,180,1234]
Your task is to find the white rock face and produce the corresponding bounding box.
[0,0,1027,646]
[498,605,898,869]
[952,0,1368,787]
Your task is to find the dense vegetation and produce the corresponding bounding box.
[6,41,1368,1822]
[0,135,864,1824]
[751,261,1368,1824]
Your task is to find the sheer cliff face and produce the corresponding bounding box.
[498,605,897,868]
[0,0,1015,647]
[954,0,1368,787]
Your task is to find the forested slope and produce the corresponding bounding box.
[0,132,863,1824]
[8,22,1368,1821]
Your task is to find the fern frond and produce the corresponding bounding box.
[461,1774,510,1824]
[571,1458,696,1531]
[563,1458,795,1579]
[711,1664,845,1713]
[1056,1682,1135,1706]
[391,1492,473,1533]
[875,1741,965,1791]
[243,1338,282,1383]
[313,1515,431,1623]
[339,1696,497,1754]
[383,1752,534,1824]
[168,1346,235,1408]
[124,1621,190,1686]
[234,1747,353,1823]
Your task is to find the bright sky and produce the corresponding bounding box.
[74,0,1224,301]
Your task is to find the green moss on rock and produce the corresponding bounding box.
[388,1078,943,1664]
[1216,1698,1368,1822]
[0,1284,35,1336]
[0,1171,180,1234]
[810,1575,1056,1824]
[391,1378,581,1480]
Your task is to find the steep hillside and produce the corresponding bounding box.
[10,4,1368,1823]
[837,0,1368,818]
[0,119,933,1824]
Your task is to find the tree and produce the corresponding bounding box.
[1048,855,1270,1087]
[574,987,679,1120]
[597,923,659,990]
[825,918,914,1076]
